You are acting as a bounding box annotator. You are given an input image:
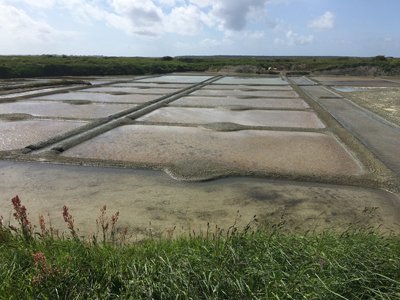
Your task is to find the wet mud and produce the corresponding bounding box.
[0,161,398,238]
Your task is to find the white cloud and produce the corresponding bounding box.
[56,0,271,37]
[10,0,55,9]
[210,0,269,31]
[309,11,335,30]
[286,30,314,45]
[164,5,210,35]
[0,2,75,54]
[189,0,213,8]
[275,30,314,46]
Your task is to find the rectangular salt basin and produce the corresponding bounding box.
[137,75,212,83]
[112,83,191,89]
[311,76,400,87]
[170,96,309,110]
[62,125,363,177]
[207,84,293,91]
[33,92,159,104]
[0,101,135,119]
[86,86,181,94]
[289,77,317,85]
[215,77,289,85]
[0,119,86,151]
[137,107,325,128]
[301,86,341,99]
[0,87,75,100]
[190,89,299,98]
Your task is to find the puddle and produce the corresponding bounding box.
[33,92,159,104]
[63,125,363,178]
[1,161,395,238]
[137,75,212,83]
[171,96,309,109]
[0,101,136,119]
[0,120,86,151]
[215,77,289,85]
[190,89,299,98]
[137,107,325,128]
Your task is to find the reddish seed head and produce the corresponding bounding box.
[112,211,119,225]
[39,215,46,232]
[32,252,47,265]
[62,205,73,224]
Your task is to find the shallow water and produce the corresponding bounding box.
[0,161,397,238]
[137,107,325,128]
[86,86,181,95]
[0,87,71,99]
[0,101,135,119]
[33,92,159,104]
[190,89,299,98]
[62,125,363,178]
[208,84,292,91]
[109,83,191,89]
[137,75,212,83]
[0,119,86,151]
[170,96,309,109]
[215,77,289,85]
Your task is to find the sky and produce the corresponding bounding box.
[0,0,399,57]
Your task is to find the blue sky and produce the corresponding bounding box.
[0,0,399,57]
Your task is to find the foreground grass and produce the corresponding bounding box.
[1,196,399,299]
[1,227,399,299]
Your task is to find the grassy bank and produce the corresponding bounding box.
[1,196,399,299]
[1,55,400,79]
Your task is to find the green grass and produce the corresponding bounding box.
[0,228,399,299]
[1,55,400,78]
[1,197,399,299]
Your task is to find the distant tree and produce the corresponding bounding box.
[161,56,174,61]
[373,55,387,61]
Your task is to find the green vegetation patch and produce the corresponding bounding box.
[1,55,400,79]
[0,196,399,299]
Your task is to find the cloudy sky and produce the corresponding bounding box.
[0,0,399,57]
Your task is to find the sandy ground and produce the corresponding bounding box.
[342,88,400,126]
